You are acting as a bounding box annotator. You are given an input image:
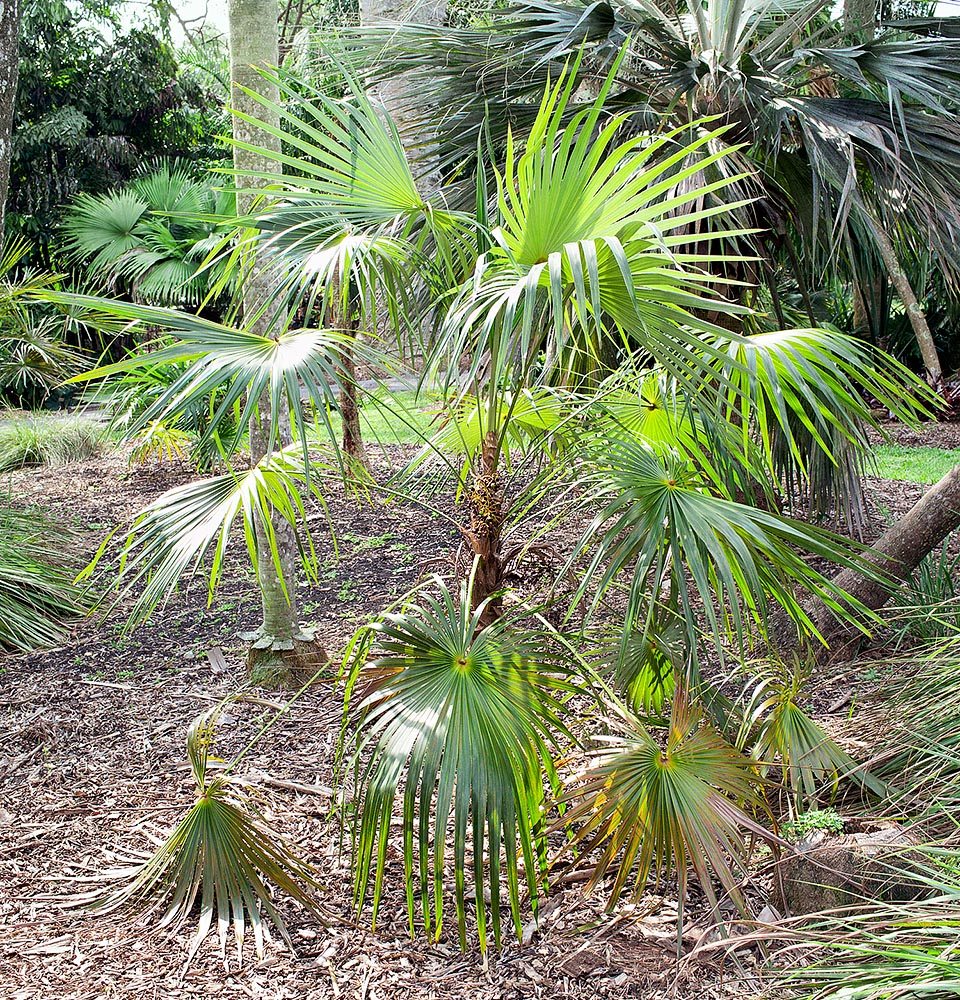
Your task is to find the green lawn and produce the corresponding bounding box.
[873,444,960,484]
[317,390,438,446]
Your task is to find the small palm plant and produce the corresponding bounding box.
[81,705,324,964]
[62,163,234,308]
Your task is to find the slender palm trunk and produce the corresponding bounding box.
[337,297,369,473]
[843,0,875,38]
[467,431,506,626]
[229,0,323,679]
[871,223,943,390]
[0,0,22,235]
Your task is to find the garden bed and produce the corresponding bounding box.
[0,439,944,999]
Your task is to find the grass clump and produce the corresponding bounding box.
[0,504,85,650]
[0,414,107,471]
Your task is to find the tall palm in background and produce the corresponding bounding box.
[338,0,960,386]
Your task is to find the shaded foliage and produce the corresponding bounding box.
[7,0,228,263]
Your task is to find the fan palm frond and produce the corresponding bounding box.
[79,445,334,627]
[711,326,935,531]
[560,701,774,926]
[43,292,386,462]
[568,433,875,658]
[735,657,883,805]
[81,707,323,965]
[348,580,574,951]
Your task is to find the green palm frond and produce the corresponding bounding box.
[44,292,386,461]
[80,446,333,627]
[735,658,882,805]
[568,434,874,657]
[226,67,477,299]
[711,327,934,531]
[419,386,576,487]
[560,702,774,923]
[430,62,754,393]
[62,190,149,274]
[81,707,323,965]
[348,580,573,951]
[594,370,699,454]
[0,504,85,651]
[593,614,685,716]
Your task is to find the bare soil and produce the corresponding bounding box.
[0,439,934,1000]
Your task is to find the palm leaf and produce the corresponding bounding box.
[79,707,323,965]
[41,292,386,464]
[735,658,884,804]
[568,434,876,659]
[559,701,775,926]
[79,446,333,627]
[0,504,85,650]
[348,580,573,951]
[711,327,934,531]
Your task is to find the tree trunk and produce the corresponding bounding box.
[465,431,506,627]
[229,0,324,682]
[339,319,369,473]
[812,466,960,643]
[360,0,446,190]
[871,222,943,390]
[0,0,21,235]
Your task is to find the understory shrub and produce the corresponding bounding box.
[0,504,85,650]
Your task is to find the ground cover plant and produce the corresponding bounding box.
[0,412,106,471]
[873,443,960,483]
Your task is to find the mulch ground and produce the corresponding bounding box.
[0,432,941,1000]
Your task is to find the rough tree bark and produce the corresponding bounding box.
[229,0,325,681]
[811,465,960,644]
[843,0,876,38]
[465,431,506,627]
[338,316,369,473]
[0,0,21,235]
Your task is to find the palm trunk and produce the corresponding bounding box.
[843,0,875,38]
[359,0,446,191]
[229,0,324,681]
[816,465,960,643]
[466,431,506,627]
[338,303,369,473]
[871,222,943,390]
[0,0,22,234]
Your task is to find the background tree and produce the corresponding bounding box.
[0,0,20,235]
[228,0,327,679]
[8,0,226,264]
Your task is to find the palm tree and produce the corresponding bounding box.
[339,0,960,386]
[61,164,234,309]
[50,65,931,955]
